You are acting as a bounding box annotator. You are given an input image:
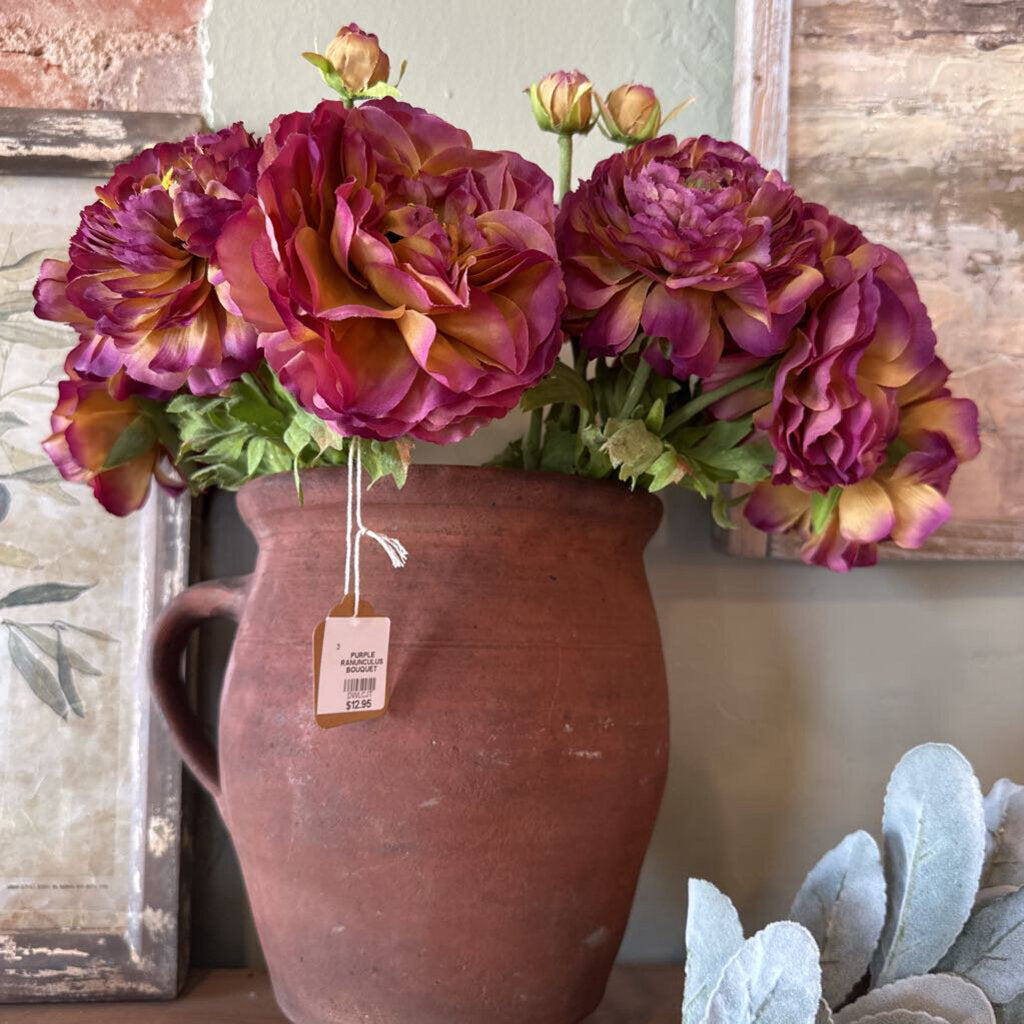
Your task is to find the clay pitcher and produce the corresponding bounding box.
[150,465,668,1024]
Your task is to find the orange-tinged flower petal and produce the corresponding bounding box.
[886,475,951,549]
[744,482,811,533]
[900,396,981,462]
[838,477,895,543]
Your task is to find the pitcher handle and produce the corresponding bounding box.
[149,575,251,804]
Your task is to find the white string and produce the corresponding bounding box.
[343,439,408,615]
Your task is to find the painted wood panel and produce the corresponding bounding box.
[724,0,1024,560]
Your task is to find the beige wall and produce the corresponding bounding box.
[203,0,1024,963]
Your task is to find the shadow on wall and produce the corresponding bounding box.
[619,485,1024,962]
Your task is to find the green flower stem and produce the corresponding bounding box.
[661,363,775,435]
[524,407,543,470]
[558,134,573,202]
[620,357,652,418]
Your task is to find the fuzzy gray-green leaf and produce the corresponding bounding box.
[792,830,886,1008]
[938,887,1024,1004]
[872,744,986,987]
[702,922,822,1024]
[8,627,68,719]
[836,974,995,1024]
[983,781,1024,889]
[997,993,1024,1024]
[683,879,745,1024]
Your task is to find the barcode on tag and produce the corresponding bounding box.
[343,676,376,693]
[316,615,390,717]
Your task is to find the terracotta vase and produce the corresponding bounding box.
[150,465,668,1024]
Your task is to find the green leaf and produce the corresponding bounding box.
[293,409,346,454]
[539,426,578,474]
[102,416,155,470]
[689,417,755,457]
[201,431,247,463]
[697,442,773,485]
[486,438,524,469]
[521,361,594,418]
[810,487,842,535]
[229,400,285,430]
[362,439,413,489]
[283,419,311,459]
[246,437,267,477]
[166,394,209,416]
[0,582,92,609]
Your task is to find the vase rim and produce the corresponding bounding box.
[236,463,663,535]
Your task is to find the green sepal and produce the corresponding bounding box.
[528,83,554,133]
[603,418,664,486]
[810,486,842,535]
[645,397,665,434]
[356,81,402,101]
[646,448,688,492]
[102,416,155,470]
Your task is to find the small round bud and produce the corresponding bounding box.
[324,23,390,95]
[528,70,596,136]
[601,84,662,144]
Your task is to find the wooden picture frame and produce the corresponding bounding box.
[0,109,201,1001]
[725,0,1024,561]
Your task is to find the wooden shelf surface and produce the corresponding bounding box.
[3,966,681,1022]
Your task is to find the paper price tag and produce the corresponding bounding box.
[312,595,391,729]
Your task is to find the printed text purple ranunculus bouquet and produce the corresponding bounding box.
[34,25,979,571]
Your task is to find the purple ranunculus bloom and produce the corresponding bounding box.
[34,123,262,396]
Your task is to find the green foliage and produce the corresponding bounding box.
[164,366,411,496]
[503,348,777,513]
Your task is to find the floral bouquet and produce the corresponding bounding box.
[35,23,979,572]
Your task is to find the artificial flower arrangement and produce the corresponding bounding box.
[34,23,980,572]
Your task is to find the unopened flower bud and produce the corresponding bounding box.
[324,23,390,94]
[528,70,596,135]
[600,84,661,143]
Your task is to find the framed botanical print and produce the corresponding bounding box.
[0,109,200,1000]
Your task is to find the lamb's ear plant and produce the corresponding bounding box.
[682,743,1024,1024]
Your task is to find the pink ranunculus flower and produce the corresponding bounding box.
[215,98,565,443]
[745,353,980,571]
[756,210,944,493]
[34,124,262,396]
[556,135,824,378]
[43,375,184,516]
